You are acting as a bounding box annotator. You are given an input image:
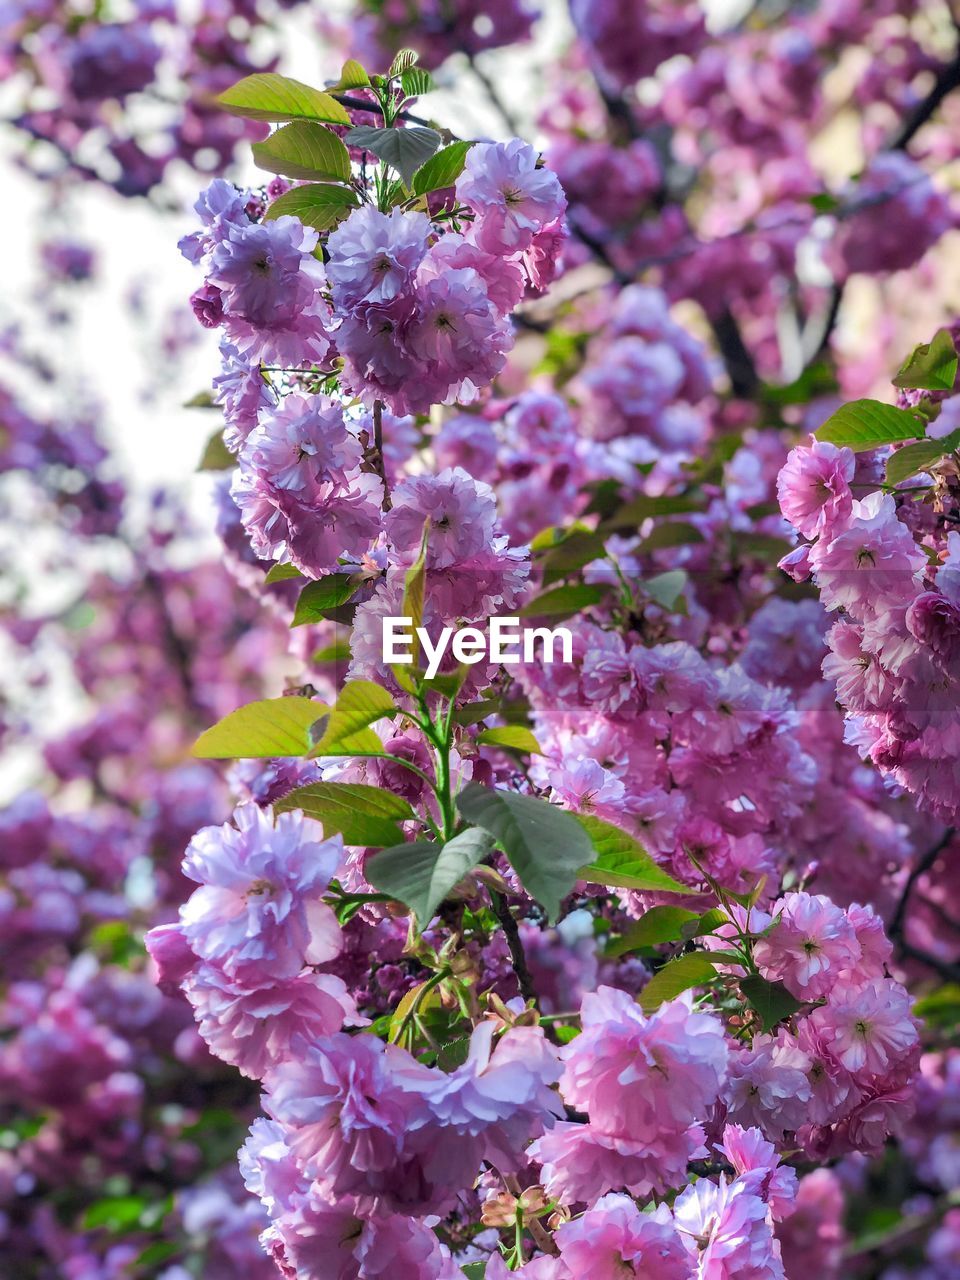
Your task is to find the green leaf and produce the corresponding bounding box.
[412,140,472,195]
[643,569,688,611]
[193,697,323,758]
[400,67,434,98]
[809,192,840,214]
[519,582,610,621]
[913,983,960,1030]
[82,1194,172,1234]
[456,784,595,921]
[292,574,362,626]
[265,183,360,232]
[308,680,395,756]
[366,828,494,925]
[252,121,352,182]
[275,781,413,847]
[638,952,719,1013]
[601,493,703,533]
[264,562,303,584]
[739,975,804,1033]
[312,638,351,664]
[345,125,443,188]
[885,428,960,485]
[197,430,234,471]
[462,1264,487,1280]
[575,815,692,894]
[538,528,607,586]
[216,73,351,124]
[606,906,701,957]
[331,59,370,91]
[476,726,543,754]
[681,907,729,940]
[893,328,958,392]
[815,399,926,451]
[638,522,705,552]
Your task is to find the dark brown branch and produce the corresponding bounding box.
[372,399,392,511]
[491,890,539,1008]
[888,827,955,942]
[889,50,960,152]
[711,307,761,398]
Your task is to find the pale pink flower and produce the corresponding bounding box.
[808,978,919,1077]
[776,440,855,539]
[558,987,728,1140]
[717,1125,797,1221]
[554,1194,692,1280]
[675,1176,785,1279]
[753,892,860,1000]
[179,804,343,982]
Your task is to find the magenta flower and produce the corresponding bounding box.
[456,138,567,255]
[776,440,855,539]
[179,803,343,981]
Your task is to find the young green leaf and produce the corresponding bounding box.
[192,697,324,758]
[815,399,925,451]
[345,125,443,188]
[643,569,688,611]
[389,48,419,77]
[739,975,805,1033]
[412,141,473,196]
[292,574,362,626]
[330,59,370,91]
[402,518,430,665]
[606,905,701,957]
[264,562,303,584]
[456,784,594,921]
[366,828,494,926]
[638,952,719,1013]
[575,814,692,894]
[600,492,703,533]
[400,67,434,98]
[275,781,413,847]
[308,680,395,756]
[476,726,543,754]
[519,582,611,621]
[216,73,351,124]
[252,121,352,182]
[197,430,234,471]
[885,427,960,486]
[892,328,958,392]
[265,183,360,232]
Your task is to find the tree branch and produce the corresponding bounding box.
[888,827,954,942]
[491,890,539,1008]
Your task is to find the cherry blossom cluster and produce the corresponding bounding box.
[777,391,960,824]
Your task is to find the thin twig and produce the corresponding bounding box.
[372,398,392,511]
